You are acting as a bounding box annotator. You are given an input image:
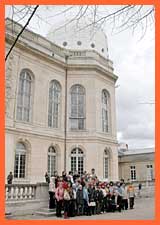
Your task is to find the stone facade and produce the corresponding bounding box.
[118,148,155,183]
[5,19,118,184]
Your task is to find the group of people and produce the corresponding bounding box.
[45,169,136,219]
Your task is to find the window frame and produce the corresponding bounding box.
[70,148,84,176]
[48,80,61,128]
[47,146,57,177]
[16,69,33,122]
[146,164,154,180]
[14,143,26,179]
[70,84,86,130]
[102,89,110,133]
[130,165,136,181]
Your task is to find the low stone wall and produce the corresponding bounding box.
[5,182,49,216]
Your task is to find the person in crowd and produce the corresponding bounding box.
[101,183,107,213]
[76,184,84,216]
[63,181,70,219]
[45,172,50,184]
[68,171,74,184]
[54,174,60,188]
[62,171,67,182]
[127,182,135,209]
[7,171,13,184]
[83,183,89,215]
[90,168,97,179]
[121,183,128,210]
[116,182,123,212]
[88,183,96,215]
[108,182,117,212]
[105,183,110,212]
[55,181,64,217]
[68,183,77,217]
[73,170,80,182]
[48,175,56,209]
[138,183,142,197]
[95,184,104,214]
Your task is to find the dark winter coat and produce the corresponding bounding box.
[95,189,104,202]
[76,189,83,205]
[88,187,96,202]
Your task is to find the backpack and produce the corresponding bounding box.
[64,190,70,200]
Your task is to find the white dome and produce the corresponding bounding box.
[46,20,109,58]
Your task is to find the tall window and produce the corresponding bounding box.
[102,90,109,132]
[16,70,32,122]
[70,85,85,130]
[71,148,84,175]
[146,164,153,180]
[48,80,61,128]
[14,143,26,178]
[48,146,56,176]
[130,166,136,181]
[104,149,109,179]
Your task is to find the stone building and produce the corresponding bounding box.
[118,146,155,183]
[5,18,119,184]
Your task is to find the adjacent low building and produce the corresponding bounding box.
[118,146,155,183]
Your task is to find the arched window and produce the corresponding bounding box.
[16,70,32,122]
[102,90,110,132]
[70,84,85,130]
[48,146,56,176]
[14,143,26,178]
[104,149,109,179]
[48,80,61,128]
[71,148,84,175]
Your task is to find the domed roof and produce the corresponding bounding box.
[46,20,109,58]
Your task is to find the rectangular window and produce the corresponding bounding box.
[71,157,76,173]
[104,157,109,179]
[130,166,136,181]
[146,164,153,180]
[70,118,85,130]
[14,154,26,178]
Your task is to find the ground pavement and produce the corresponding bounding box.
[6,196,155,220]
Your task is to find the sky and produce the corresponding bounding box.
[6,5,155,149]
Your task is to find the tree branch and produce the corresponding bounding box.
[5,5,39,61]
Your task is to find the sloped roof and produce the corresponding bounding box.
[118,147,155,156]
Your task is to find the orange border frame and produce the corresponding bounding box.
[0,0,159,224]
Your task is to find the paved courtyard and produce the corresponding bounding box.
[7,196,155,220]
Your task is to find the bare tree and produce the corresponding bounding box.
[6,5,155,54]
[5,5,39,61]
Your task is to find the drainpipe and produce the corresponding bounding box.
[64,55,68,172]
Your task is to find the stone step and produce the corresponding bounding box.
[35,208,56,217]
[35,211,56,217]
[40,208,56,212]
